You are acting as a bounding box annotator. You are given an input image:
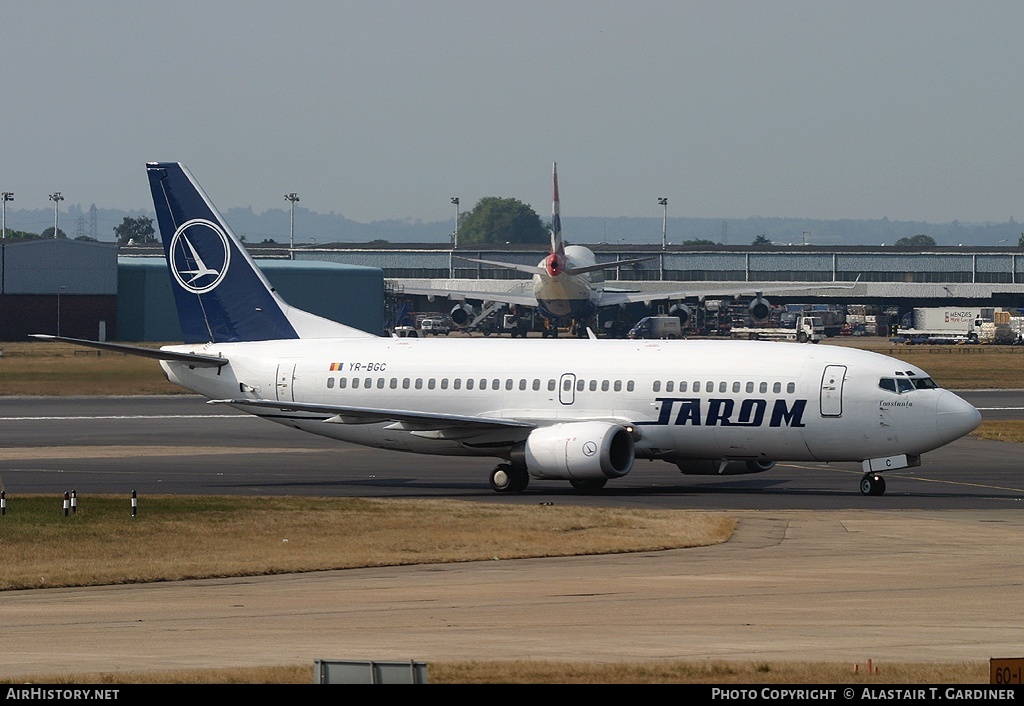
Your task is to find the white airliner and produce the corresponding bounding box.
[36,162,982,497]
[405,163,855,332]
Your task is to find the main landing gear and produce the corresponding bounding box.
[489,464,530,493]
[860,473,886,496]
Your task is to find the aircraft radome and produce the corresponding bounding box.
[34,162,981,496]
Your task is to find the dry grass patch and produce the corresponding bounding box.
[824,339,1024,388]
[0,341,179,395]
[3,659,988,684]
[431,659,989,684]
[971,419,1024,443]
[0,495,734,590]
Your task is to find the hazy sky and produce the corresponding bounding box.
[3,1,1024,225]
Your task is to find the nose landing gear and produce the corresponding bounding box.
[860,473,886,496]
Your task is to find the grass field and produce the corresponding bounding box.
[0,495,734,591]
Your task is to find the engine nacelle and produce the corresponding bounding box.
[748,296,771,322]
[675,459,776,475]
[450,303,474,326]
[668,303,691,327]
[517,422,634,481]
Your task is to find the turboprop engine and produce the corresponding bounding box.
[675,459,776,475]
[748,295,771,322]
[515,421,635,481]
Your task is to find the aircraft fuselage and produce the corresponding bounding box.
[162,337,979,469]
[533,245,601,319]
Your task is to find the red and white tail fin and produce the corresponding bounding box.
[551,162,564,256]
[543,162,567,277]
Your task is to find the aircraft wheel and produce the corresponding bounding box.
[490,464,513,492]
[569,478,608,493]
[490,464,528,493]
[859,474,886,496]
[511,466,530,492]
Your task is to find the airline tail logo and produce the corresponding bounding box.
[169,219,231,294]
[550,162,563,255]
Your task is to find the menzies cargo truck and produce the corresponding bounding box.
[891,307,986,344]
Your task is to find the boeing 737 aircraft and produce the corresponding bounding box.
[405,163,855,332]
[36,162,982,496]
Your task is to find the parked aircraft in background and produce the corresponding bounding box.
[405,163,855,335]
[35,162,980,497]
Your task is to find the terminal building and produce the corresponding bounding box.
[4,239,1024,341]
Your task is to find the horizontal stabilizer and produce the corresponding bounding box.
[30,334,228,368]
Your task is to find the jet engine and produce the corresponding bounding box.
[449,303,474,326]
[515,421,635,481]
[668,303,691,328]
[675,459,776,475]
[748,295,771,322]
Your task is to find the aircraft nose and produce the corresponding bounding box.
[935,390,982,440]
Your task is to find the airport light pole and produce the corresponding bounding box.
[284,193,299,260]
[57,285,65,337]
[658,197,668,250]
[451,197,459,277]
[451,197,460,248]
[49,192,63,238]
[1,192,12,295]
[1,192,11,240]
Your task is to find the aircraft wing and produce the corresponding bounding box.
[596,280,861,307]
[208,398,535,438]
[30,334,228,368]
[400,285,539,308]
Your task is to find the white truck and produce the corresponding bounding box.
[891,307,985,344]
[730,315,824,343]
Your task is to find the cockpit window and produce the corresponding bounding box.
[880,377,929,393]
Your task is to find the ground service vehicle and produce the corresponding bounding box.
[731,315,824,343]
[892,308,985,344]
[628,315,682,339]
